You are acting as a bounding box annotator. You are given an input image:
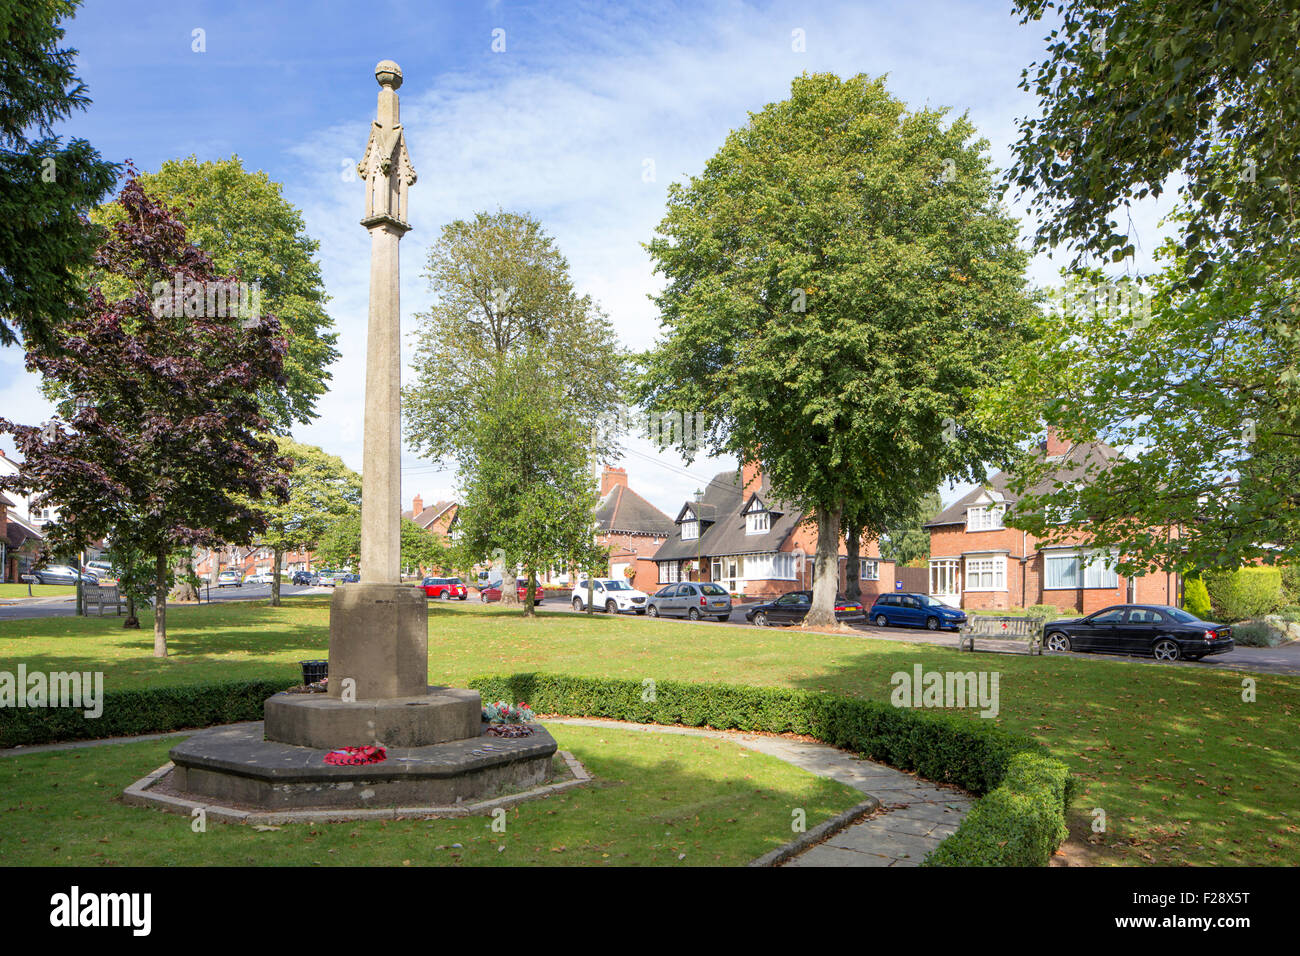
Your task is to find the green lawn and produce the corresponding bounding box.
[0,723,860,866]
[1,596,1296,866]
[0,583,75,599]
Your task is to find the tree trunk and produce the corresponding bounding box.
[271,547,283,607]
[845,520,862,603]
[153,551,168,657]
[523,569,537,617]
[804,504,843,629]
[169,552,199,603]
[499,553,520,606]
[124,596,140,629]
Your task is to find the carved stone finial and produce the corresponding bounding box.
[375,59,403,90]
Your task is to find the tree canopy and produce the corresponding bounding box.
[0,0,118,349]
[637,72,1035,625]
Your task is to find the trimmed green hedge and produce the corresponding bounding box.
[469,672,1075,865]
[0,677,296,747]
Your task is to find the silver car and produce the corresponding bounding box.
[647,582,732,621]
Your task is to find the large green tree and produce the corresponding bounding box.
[404,210,625,605]
[1003,1,1300,571]
[252,438,360,606]
[92,156,338,428]
[637,73,1035,627]
[451,348,602,617]
[0,0,117,349]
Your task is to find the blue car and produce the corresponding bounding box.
[869,592,966,631]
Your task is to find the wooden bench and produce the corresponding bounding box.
[958,615,1045,655]
[84,582,125,616]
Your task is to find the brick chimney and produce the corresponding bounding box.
[1044,426,1072,458]
[412,493,424,515]
[741,458,763,494]
[601,466,628,496]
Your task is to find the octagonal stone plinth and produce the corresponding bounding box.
[168,721,558,810]
[265,686,481,750]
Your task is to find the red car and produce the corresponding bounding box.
[421,576,468,600]
[478,579,545,604]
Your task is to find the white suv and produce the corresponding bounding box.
[571,578,649,615]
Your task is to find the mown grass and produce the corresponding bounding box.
[0,596,1296,865]
[0,584,75,599]
[0,723,860,866]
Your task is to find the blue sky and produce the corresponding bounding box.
[2,0,1175,517]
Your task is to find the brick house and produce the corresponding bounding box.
[1,491,44,583]
[403,496,459,541]
[652,462,893,600]
[593,467,674,590]
[924,430,1181,613]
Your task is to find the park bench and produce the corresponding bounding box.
[84,582,125,616]
[958,615,1044,655]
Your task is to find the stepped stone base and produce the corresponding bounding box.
[264,686,481,749]
[166,720,558,811]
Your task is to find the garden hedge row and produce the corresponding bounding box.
[469,672,1076,866]
[0,677,296,747]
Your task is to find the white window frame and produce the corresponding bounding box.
[658,561,681,584]
[745,510,770,535]
[966,503,1006,531]
[1043,549,1119,590]
[963,555,1006,591]
[930,558,959,596]
[681,520,698,541]
[860,559,879,581]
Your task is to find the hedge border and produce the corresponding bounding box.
[469,673,1076,866]
[0,677,296,747]
[0,670,1076,865]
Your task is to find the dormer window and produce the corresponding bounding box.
[743,495,770,535]
[681,520,699,540]
[966,503,1005,531]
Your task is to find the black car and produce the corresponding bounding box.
[291,570,315,586]
[1043,604,1234,662]
[745,590,865,626]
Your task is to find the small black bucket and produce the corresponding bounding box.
[300,660,328,685]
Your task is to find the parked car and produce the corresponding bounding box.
[480,579,545,604]
[745,590,865,626]
[245,570,278,585]
[1043,604,1235,662]
[339,572,360,584]
[421,577,468,600]
[647,582,732,621]
[31,564,96,586]
[291,570,315,586]
[84,561,117,581]
[869,592,967,631]
[216,569,242,588]
[570,578,649,614]
[316,570,339,587]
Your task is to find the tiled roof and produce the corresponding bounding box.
[403,500,455,529]
[594,484,674,536]
[925,440,1120,528]
[654,470,804,561]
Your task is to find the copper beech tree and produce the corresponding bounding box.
[0,176,288,655]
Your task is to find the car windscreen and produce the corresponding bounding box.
[604,580,631,590]
[699,583,728,596]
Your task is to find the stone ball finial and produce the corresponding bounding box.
[375,60,403,90]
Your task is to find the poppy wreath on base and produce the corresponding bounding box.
[323,745,387,766]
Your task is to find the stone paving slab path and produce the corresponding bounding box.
[543,716,972,866]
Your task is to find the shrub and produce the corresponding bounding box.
[1232,621,1284,648]
[0,677,296,747]
[1282,565,1300,605]
[1204,566,1283,623]
[1026,604,1060,622]
[467,673,1073,865]
[1183,576,1213,620]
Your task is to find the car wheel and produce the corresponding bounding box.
[440,591,450,600]
[572,597,583,611]
[605,600,618,614]
[926,616,939,630]
[1045,631,1071,653]
[480,593,489,603]
[1153,639,1181,662]
[874,614,888,627]
[688,607,700,621]
[647,605,660,618]
[753,612,768,627]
